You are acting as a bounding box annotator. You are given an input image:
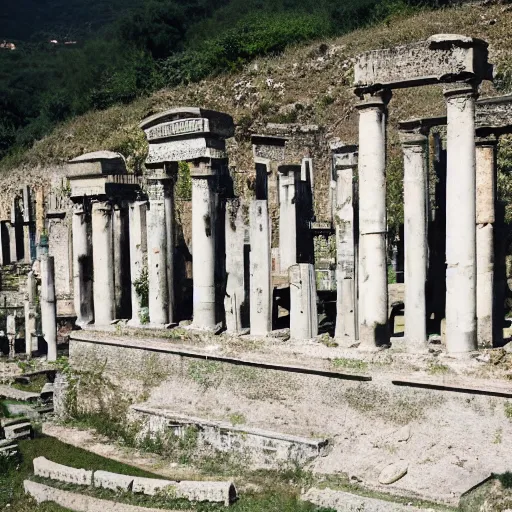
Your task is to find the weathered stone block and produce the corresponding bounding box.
[131,477,174,496]
[33,457,93,486]
[93,470,134,492]
[354,34,492,93]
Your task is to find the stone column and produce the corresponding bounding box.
[356,90,391,348]
[91,201,115,326]
[40,254,57,361]
[191,163,217,329]
[289,263,318,340]
[475,135,498,347]
[225,198,246,333]
[146,176,171,327]
[26,271,38,353]
[112,203,127,319]
[128,200,147,326]
[400,129,428,350]
[164,167,176,324]
[444,83,478,353]
[278,166,299,274]
[22,185,32,263]
[250,200,272,335]
[72,204,94,326]
[334,148,358,342]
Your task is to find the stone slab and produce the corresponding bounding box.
[33,456,93,486]
[4,421,31,440]
[354,34,491,93]
[0,384,39,401]
[24,480,191,512]
[302,488,436,512]
[131,476,174,496]
[391,375,512,398]
[94,470,134,492]
[131,405,328,466]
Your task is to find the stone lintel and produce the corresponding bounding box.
[68,174,141,200]
[354,34,492,95]
[67,151,127,176]
[145,136,227,165]
[140,107,234,140]
[252,134,288,162]
[333,146,358,170]
[476,94,512,135]
[277,164,301,175]
[475,133,498,145]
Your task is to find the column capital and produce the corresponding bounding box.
[91,200,112,213]
[355,89,392,110]
[189,158,227,178]
[399,129,428,149]
[277,164,301,176]
[443,81,479,100]
[475,132,499,146]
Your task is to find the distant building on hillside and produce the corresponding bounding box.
[0,40,16,50]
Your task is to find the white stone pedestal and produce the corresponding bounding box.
[289,263,318,341]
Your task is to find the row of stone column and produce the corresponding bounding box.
[351,81,508,353]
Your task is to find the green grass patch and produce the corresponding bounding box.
[11,374,49,393]
[427,361,450,375]
[505,402,512,420]
[331,358,368,372]
[0,433,162,511]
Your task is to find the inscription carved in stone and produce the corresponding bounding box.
[146,118,209,142]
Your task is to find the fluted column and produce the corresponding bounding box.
[356,90,391,348]
[72,203,94,326]
[475,135,498,347]
[444,83,479,353]
[400,130,428,350]
[91,201,115,326]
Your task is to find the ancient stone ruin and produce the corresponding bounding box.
[4,33,512,510]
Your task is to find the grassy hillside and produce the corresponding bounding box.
[2,2,512,227]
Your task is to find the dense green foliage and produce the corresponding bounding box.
[0,0,456,162]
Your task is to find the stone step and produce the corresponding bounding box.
[0,384,40,401]
[1,416,30,427]
[4,421,32,440]
[0,441,18,456]
[40,382,55,401]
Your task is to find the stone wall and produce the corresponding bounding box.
[69,336,512,505]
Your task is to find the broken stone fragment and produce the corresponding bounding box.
[378,461,408,485]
